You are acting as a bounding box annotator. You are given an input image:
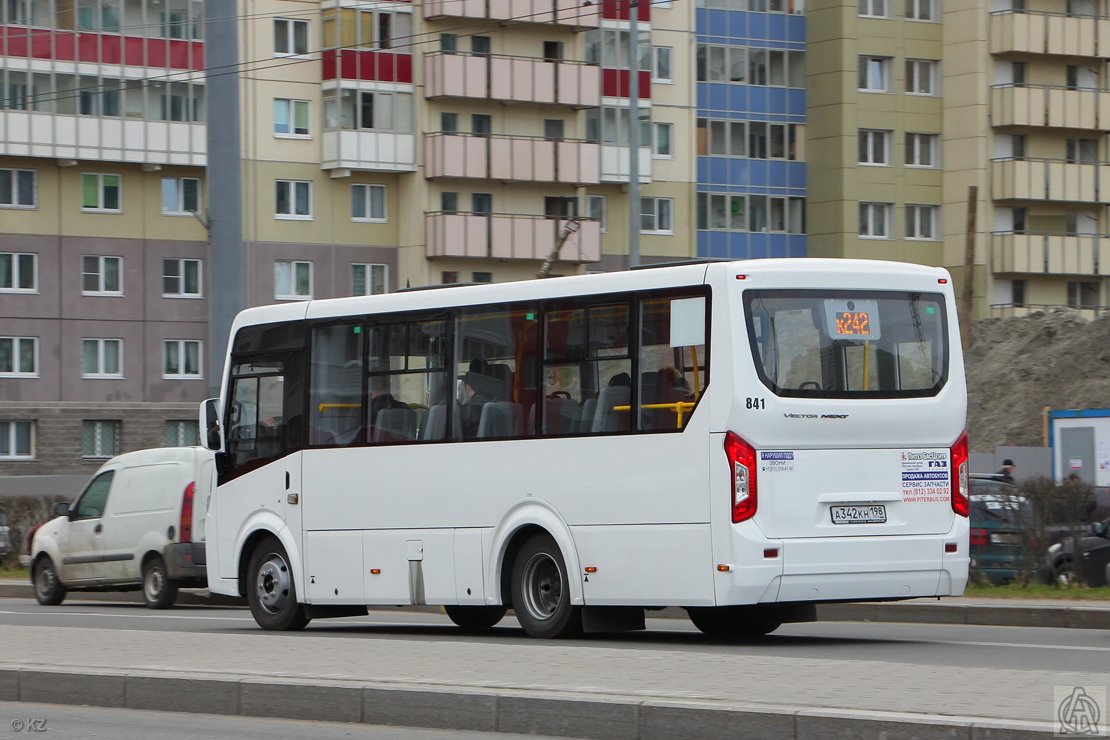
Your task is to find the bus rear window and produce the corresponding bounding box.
[744,289,948,399]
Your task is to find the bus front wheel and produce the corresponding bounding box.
[444,605,507,631]
[510,533,582,639]
[687,606,781,638]
[247,536,311,631]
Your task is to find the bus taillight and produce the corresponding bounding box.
[180,482,195,543]
[725,432,757,523]
[950,431,969,518]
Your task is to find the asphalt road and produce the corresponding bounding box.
[0,598,1104,674]
[0,701,568,740]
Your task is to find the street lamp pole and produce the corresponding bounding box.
[627,0,641,269]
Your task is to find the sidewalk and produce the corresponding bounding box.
[2,577,1109,628]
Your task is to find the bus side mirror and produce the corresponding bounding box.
[201,398,223,452]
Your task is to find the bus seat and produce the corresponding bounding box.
[422,405,447,441]
[373,407,417,442]
[532,397,581,435]
[488,363,513,401]
[591,385,631,433]
[477,401,523,438]
[580,397,597,433]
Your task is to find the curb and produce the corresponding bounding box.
[0,666,1057,739]
[2,582,1107,629]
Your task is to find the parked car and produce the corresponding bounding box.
[1038,515,1110,587]
[30,447,213,608]
[969,474,1033,586]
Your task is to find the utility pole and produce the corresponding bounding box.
[627,0,641,270]
[962,185,978,350]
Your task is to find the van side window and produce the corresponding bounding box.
[73,471,114,520]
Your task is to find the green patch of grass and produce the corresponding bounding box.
[964,581,1110,600]
[0,566,29,581]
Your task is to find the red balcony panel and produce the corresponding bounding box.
[77,32,99,62]
[601,68,650,99]
[357,50,375,79]
[396,53,412,83]
[602,68,618,96]
[101,34,122,63]
[378,53,396,81]
[4,32,28,57]
[147,38,167,67]
[600,0,649,21]
[190,41,203,69]
[34,30,60,59]
[323,49,337,79]
[124,35,144,64]
[169,38,189,68]
[340,49,358,78]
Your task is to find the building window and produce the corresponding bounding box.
[352,184,387,222]
[695,45,804,88]
[441,192,459,213]
[905,204,938,240]
[351,263,388,296]
[905,59,937,95]
[0,337,36,377]
[905,132,939,167]
[640,197,674,234]
[161,177,200,214]
[858,0,888,17]
[275,260,312,300]
[441,112,459,133]
[1068,281,1100,310]
[472,272,493,283]
[81,173,121,212]
[0,253,37,292]
[472,114,492,137]
[472,193,493,214]
[274,99,310,136]
[588,194,607,232]
[858,129,890,165]
[0,168,36,208]
[544,119,565,141]
[441,33,457,53]
[164,420,199,446]
[1011,279,1025,308]
[163,258,202,297]
[82,255,122,295]
[696,193,805,234]
[274,18,309,55]
[275,180,312,218]
[1067,138,1099,164]
[906,0,936,21]
[82,420,120,458]
[441,271,459,284]
[858,56,891,92]
[859,202,893,238]
[653,46,673,82]
[82,338,122,378]
[653,122,673,157]
[163,339,202,379]
[0,421,34,460]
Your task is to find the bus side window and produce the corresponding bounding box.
[226,357,287,472]
[309,323,365,447]
[639,294,707,432]
[367,318,449,444]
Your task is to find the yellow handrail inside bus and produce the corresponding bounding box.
[317,403,363,414]
[690,347,701,400]
[862,341,870,392]
[613,401,697,429]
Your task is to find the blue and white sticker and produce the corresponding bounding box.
[760,451,794,473]
[900,450,949,503]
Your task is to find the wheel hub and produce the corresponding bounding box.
[521,553,562,621]
[256,555,291,614]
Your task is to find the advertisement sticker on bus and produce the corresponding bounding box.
[900,450,950,503]
[760,451,794,473]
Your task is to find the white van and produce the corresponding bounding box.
[30,447,213,608]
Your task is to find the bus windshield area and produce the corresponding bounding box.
[744,289,947,399]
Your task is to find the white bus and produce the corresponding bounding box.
[201,258,969,638]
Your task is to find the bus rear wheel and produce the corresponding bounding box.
[444,605,507,631]
[247,536,311,631]
[687,606,781,638]
[510,533,582,639]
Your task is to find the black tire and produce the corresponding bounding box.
[1051,561,1079,587]
[444,605,508,631]
[687,606,781,638]
[142,556,179,609]
[246,536,310,631]
[510,532,582,639]
[33,556,66,606]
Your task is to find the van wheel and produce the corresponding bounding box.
[33,557,66,606]
[142,556,178,609]
[247,536,310,631]
[444,605,507,631]
[510,533,582,639]
[687,607,781,638]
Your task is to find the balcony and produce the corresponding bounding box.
[991,84,1110,130]
[424,0,600,28]
[424,52,600,108]
[425,133,600,184]
[991,303,1110,319]
[990,231,1110,275]
[0,110,205,165]
[989,10,1102,57]
[321,130,417,172]
[600,145,652,183]
[991,158,1110,203]
[425,213,600,262]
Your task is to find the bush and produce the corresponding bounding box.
[0,495,69,568]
